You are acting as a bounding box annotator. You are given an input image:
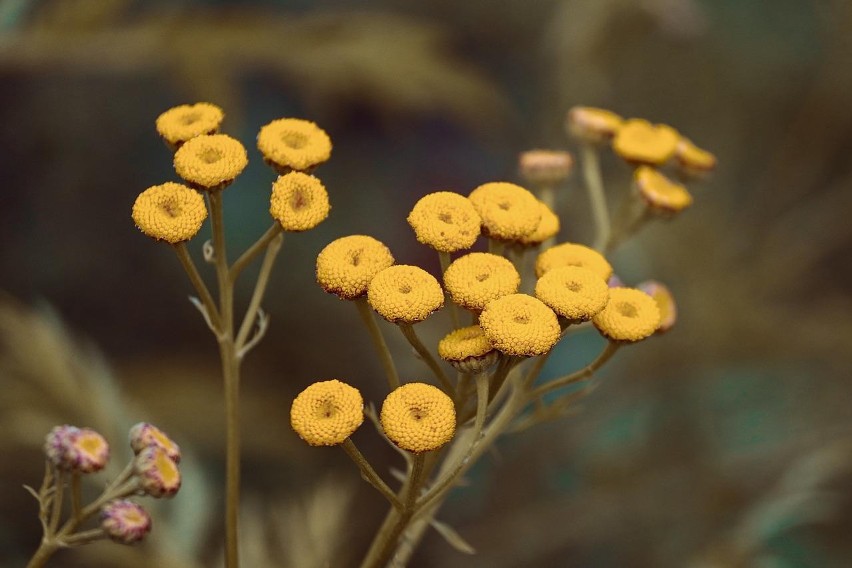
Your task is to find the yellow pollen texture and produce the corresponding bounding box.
[634,166,693,212]
[269,171,330,231]
[155,103,224,146]
[406,191,481,253]
[612,119,679,166]
[380,383,455,453]
[132,183,207,243]
[479,294,560,357]
[367,265,444,323]
[438,325,495,362]
[443,252,520,311]
[535,242,613,280]
[592,287,661,342]
[173,134,248,189]
[520,201,561,246]
[136,447,181,498]
[535,265,610,321]
[468,182,541,240]
[290,380,364,446]
[316,235,394,300]
[257,118,332,171]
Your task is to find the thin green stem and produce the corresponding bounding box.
[70,473,82,523]
[48,470,64,535]
[398,323,453,393]
[354,297,400,391]
[62,528,106,546]
[229,223,283,284]
[530,341,620,400]
[581,143,610,252]
[341,439,402,510]
[488,238,505,256]
[174,242,222,331]
[439,251,460,329]
[235,232,284,351]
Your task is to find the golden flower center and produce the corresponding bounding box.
[315,398,337,419]
[79,436,103,454]
[348,249,362,266]
[498,201,511,211]
[180,112,201,125]
[409,406,426,421]
[565,281,582,292]
[198,147,222,164]
[438,212,453,224]
[281,131,308,149]
[399,284,412,294]
[513,314,530,324]
[160,199,181,218]
[290,187,309,210]
[617,302,638,318]
[156,452,179,484]
[475,272,490,282]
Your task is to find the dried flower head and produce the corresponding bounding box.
[129,423,181,464]
[612,119,679,166]
[290,380,364,446]
[675,137,717,177]
[316,235,394,300]
[101,500,152,544]
[518,150,574,186]
[257,118,332,172]
[634,166,693,214]
[269,172,330,231]
[367,265,444,323]
[468,182,541,240]
[519,201,561,246]
[566,106,624,144]
[637,280,677,333]
[44,425,81,471]
[132,183,207,244]
[173,134,248,190]
[135,447,181,498]
[380,383,456,453]
[592,287,661,342]
[155,103,224,147]
[438,325,498,374]
[535,242,613,281]
[443,252,520,312]
[479,294,560,357]
[406,191,481,253]
[535,266,610,322]
[45,426,110,473]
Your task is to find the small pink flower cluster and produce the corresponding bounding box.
[44,425,110,473]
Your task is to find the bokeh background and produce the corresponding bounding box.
[2,0,852,566]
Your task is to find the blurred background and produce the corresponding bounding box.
[2,0,852,566]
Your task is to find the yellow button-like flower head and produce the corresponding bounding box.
[519,201,561,246]
[535,265,610,322]
[135,446,181,498]
[634,166,693,214]
[132,183,208,244]
[443,252,520,312]
[381,383,455,453]
[316,235,394,300]
[407,191,481,253]
[173,134,248,190]
[566,106,624,144]
[592,287,661,342]
[368,265,444,323]
[535,242,613,281]
[637,280,677,333]
[438,325,498,373]
[257,118,332,172]
[155,103,224,147]
[675,137,717,177]
[468,182,541,241]
[479,294,560,357]
[518,150,574,186]
[290,380,364,447]
[270,172,330,232]
[612,119,679,166]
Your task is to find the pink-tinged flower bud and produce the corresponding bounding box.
[518,150,574,187]
[44,425,81,470]
[45,426,110,473]
[128,422,181,463]
[135,447,181,498]
[101,500,152,544]
[637,280,677,334]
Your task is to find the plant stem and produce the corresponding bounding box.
[70,473,82,523]
[488,238,505,256]
[229,224,283,284]
[530,341,620,399]
[439,251,460,329]
[354,297,400,391]
[174,242,222,330]
[398,323,453,393]
[235,231,284,351]
[341,439,402,510]
[581,143,610,252]
[48,470,64,534]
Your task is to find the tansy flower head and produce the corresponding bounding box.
[270,172,330,231]
[535,266,610,322]
[675,137,717,177]
[566,106,623,144]
[257,118,332,172]
[155,103,224,148]
[406,191,481,253]
[132,183,207,244]
[443,253,520,312]
[468,182,541,241]
[173,134,248,190]
[518,150,574,187]
[290,380,364,447]
[637,280,677,333]
[535,242,613,281]
[634,166,693,214]
[100,500,152,544]
[479,294,560,357]
[129,423,181,464]
[46,427,110,474]
[316,235,394,300]
[380,383,455,453]
[612,119,679,166]
[519,201,561,246]
[592,287,661,342]
[135,447,181,498]
[367,265,444,323]
[438,325,498,374]
[44,425,80,471]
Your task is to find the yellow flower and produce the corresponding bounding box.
[155,103,224,147]
[129,422,181,464]
[518,150,574,186]
[316,235,394,300]
[592,287,661,342]
[519,201,560,246]
[566,106,623,144]
[290,380,364,447]
[132,183,207,244]
[135,447,181,498]
[612,119,679,166]
[257,118,332,172]
[443,252,520,312]
[634,166,693,214]
[468,182,541,240]
[535,266,610,322]
[406,191,481,253]
[367,265,443,323]
[637,280,677,333]
[380,383,455,453]
[173,134,248,190]
[675,137,717,177]
[269,172,330,231]
[479,294,560,357]
[535,242,613,281]
[438,325,498,374]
